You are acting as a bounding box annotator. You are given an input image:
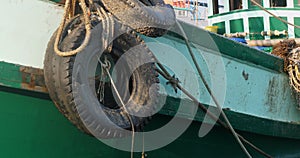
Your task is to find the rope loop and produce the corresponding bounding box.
[54,0,92,57]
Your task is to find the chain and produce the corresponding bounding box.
[97,55,110,103]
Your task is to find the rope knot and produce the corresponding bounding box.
[166,74,180,93]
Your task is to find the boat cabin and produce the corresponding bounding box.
[207,0,300,40]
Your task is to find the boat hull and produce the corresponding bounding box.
[1,0,300,157]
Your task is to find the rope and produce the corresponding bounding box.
[141,132,146,158]
[100,59,135,158]
[54,0,92,57]
[175,20,252,158]
[70,0,76,18]
[287,48,300,93]
[250,0,300,29]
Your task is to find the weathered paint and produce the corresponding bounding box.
[20,66,47,93]
[0,62,47,93]
[144,22,300,138]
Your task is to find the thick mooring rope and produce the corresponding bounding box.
[54,0,92,56]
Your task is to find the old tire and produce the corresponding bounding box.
[44,15,159,138]
[44,16,91,133]
[100,0,175,37]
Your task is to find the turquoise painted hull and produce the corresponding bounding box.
[142,22,300,139]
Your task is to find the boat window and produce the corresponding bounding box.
[229,0,243,11]
[270,0,287,7]
[212,0,225,14]
[213,0,219,14]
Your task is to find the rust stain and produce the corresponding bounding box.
[265,77,281,113]
[20,66,48,93]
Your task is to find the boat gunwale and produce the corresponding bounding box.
[167,20,284,72]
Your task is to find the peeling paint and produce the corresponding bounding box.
[20,66,48,93]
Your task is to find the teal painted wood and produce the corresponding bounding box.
[142,21,300,139]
